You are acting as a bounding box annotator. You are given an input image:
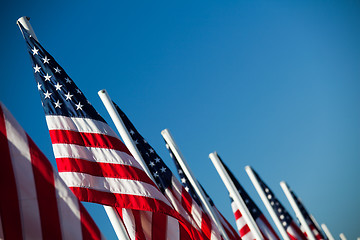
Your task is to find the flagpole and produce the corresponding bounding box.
[209,152,264,240]
[320,224,335,240]
[245,166,290,240]
[279,181,316,240]
[161,129,231,240]
[98,89,156,183]
[16,18,129,240]
[339,233,347,240]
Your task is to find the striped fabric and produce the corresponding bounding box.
[19,23,201,240]
[164,139,241,240]
[112,103,220,240]
[0,103,103,240]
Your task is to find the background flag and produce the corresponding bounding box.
[19,22,199,240]
[0,103,103,240]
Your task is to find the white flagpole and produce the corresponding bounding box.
[161,130,231,240]
[209,152,264,240]
[16,18,129,240]
[97,89,156,183]
[320,224,335,240]
[339,233,347,240]
[245,166,290,240]
[279,181,316,240]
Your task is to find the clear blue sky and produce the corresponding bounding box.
[1,0,359,239]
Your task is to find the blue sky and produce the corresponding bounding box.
[1,0,359,239]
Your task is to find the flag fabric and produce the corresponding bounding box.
[164,142,241,240]
[288,188,326,240]
[112,103,222,240]
[250,169,307,240]
[0,103,103,240]
[216,155,280,240]
[19,22,202,240]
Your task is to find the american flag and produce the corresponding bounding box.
[112,102,222,240]
[216,155,280,240]
[288,188,326,240]
[0,103,103,240]
[19,22,201,240]
[164,141,241,240]
[250,169,307,240]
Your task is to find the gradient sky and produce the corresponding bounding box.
[1,0,359,239]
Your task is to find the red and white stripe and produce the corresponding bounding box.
[44,114,205,240]
[214,207,241,240]
[0,103,103,240]
[287,221,307,240]
[231,201,257,240]
[301,223,325,240]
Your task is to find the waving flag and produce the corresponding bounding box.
[164,142,241,240]
[248,168,306,240]
[288,188,326,240]
[0,103,103,240]
[111,102,222,240]
[215,156,279,240]
[18,21,201,240]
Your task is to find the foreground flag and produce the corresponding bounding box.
[164,143,241,240]
[245,166,306,240]
[18,21,200,240]
[111,103,221,240]
[287,186,326,240]
[0,103,103,240]
[215,156,279,240]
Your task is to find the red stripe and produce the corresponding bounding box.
[0,106,24,240]
[288,221,307,240]
[217,208,241,240]
[152,212,167,240]
[27,135,62,240]
[79,202,102,240]
[49,129,132,155]
[56,157,157,187]
[240,224,251,237]
[180,187,193,219]
[234,209,242,220]
[200,212,212,238]
[133,210,147,240]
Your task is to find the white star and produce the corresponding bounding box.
[282,222,287,227]
[44,90,52,99]
[149,148,154,153]
[265,188,269,193]
[134,139,139,144]
[181,178,186,183]
[160,167,166,173]
[165,144,169,149]
[76,88,82,94]
[149,161,155,167]
[278,208,282,213]
[143,139,148,143]
[130,129,135,135]
[44,73,52,81]
[267,195,272,199]
[54,67,61,73]
[54,100,62,108]
[185,186,190,192]
[280,215,284,220]
[54,82,62,91]
[178,169,183,174]
[42,56,50,64]
[33,64,41,73]
[65,92,73,101]
[32,46,39,55]
[75,102,83,110]
[154,157,160,163]
[153,171,159,178]
[65,77,71,83]
[37,82,42,90]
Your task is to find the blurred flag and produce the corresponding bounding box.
[0,103,103,240]
[164,142,241,240]
[111,102,223,240]
[216,156,280,240]
[18,22,201,240]
[247,167,307,240]
[288,188,326,240]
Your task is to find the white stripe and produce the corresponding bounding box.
[46,115,119,138]
[122,209,136,240]
[140,211,152,240]
[53,143,143,168]
[256,217,278,240]
[287,222,303,240]
[4,107,43,239]
[60,172,171,206]
[54,174,83,240]
[167,216,180,240]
